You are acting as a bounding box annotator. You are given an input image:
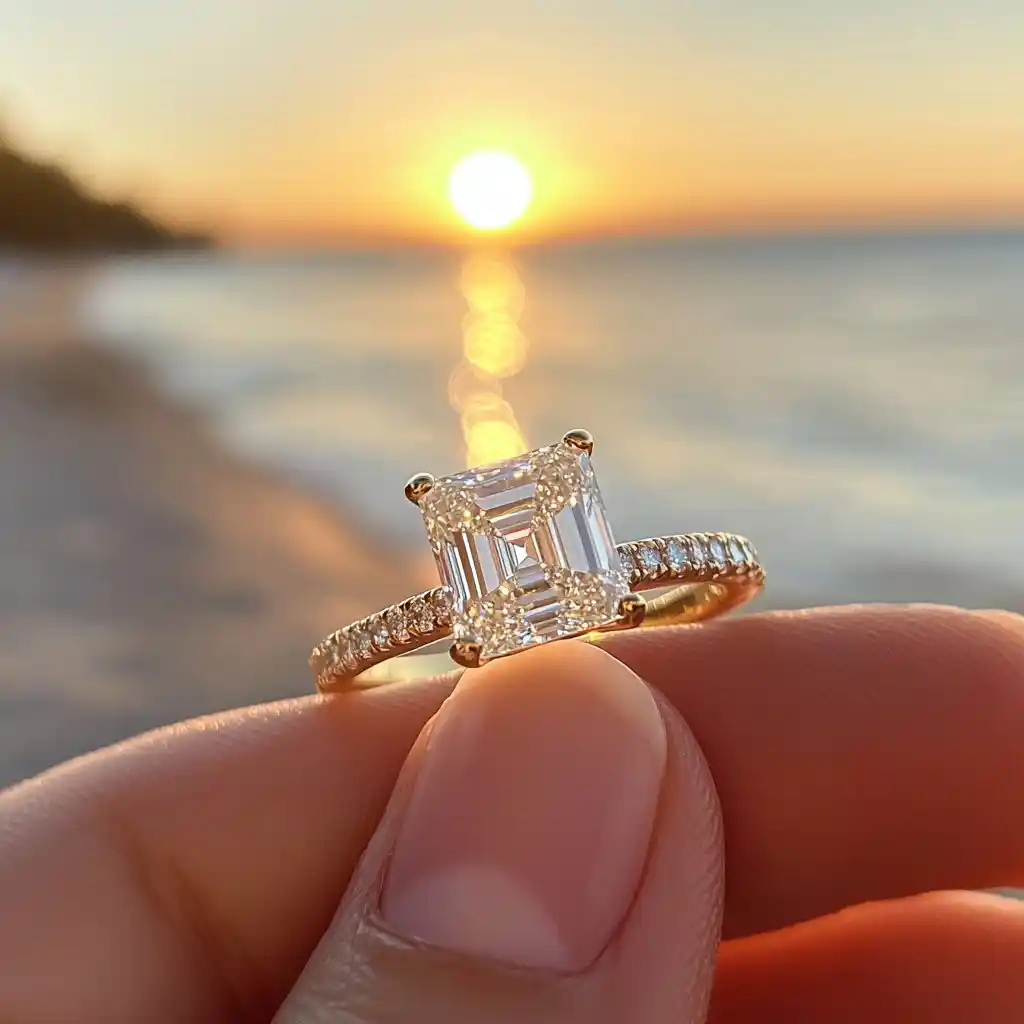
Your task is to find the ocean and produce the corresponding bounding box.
[82,231,1024,611]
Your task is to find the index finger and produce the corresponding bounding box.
[611,604,1024,937]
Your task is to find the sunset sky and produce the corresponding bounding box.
[3,0,1024,243]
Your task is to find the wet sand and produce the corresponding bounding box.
[0,268,416,785]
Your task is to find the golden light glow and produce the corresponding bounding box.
[465,418,528,467]
[462,313,528,378]
[459,255,526,315]
[458,255,529,379]
[448,151,533,231]
[448,253,530,466]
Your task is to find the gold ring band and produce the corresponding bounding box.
[310,532,764,692]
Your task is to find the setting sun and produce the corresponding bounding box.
[448,151,533,231]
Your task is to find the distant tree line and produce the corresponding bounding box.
[0,127,211,252]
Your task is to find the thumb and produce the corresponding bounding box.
[274,640,724,1024]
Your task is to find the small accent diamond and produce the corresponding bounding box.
[727,536,748,568]
[665,537,689,572]
[340,641,360,674]
[708,535,729,572]
[689,534,709,571]
[430,589,452,627]
[619,547,638,585]
[369,614,390,650]
[410,595,435,635]
[636,545,662,579]
[384,606,411,644]
[349,626,372,662]
[326,637,345,672]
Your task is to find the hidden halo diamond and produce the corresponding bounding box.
[310,429,764,692]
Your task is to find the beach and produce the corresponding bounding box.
[3,238,1024,786]
[0,269,417,785]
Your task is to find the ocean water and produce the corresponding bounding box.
[83,232,1024,610]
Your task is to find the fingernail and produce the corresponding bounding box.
[380,641,666,973]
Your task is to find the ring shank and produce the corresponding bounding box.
[640,577,762,627]
[311,532,764,692]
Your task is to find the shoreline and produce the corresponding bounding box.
[2,264,1021,785]
[0,270,416,785]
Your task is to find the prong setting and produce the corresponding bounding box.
[450,638,484,669]
[404,472,435,504]
[561,428,594,455]
[617,592,647,628]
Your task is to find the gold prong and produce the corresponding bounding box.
[617,592,647,628]
[561,428,594,455]
[450,638,484,669]
[404,472,435,504]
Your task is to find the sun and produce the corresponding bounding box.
[448,151,533,231]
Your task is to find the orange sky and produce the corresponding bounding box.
[3,1,1024,243]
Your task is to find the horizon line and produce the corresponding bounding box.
[205,214,1024,254]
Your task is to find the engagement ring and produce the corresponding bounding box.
[310,429,764,691]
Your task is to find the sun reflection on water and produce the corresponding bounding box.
[449,252,530,466]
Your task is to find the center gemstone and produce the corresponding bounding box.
[419,441,629,660]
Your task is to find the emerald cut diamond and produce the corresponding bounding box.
[419,442,629,660]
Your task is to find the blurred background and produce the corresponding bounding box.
[1,0,1023,785]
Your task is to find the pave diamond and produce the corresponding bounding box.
[409,595,436,635]
[369,614,390,650]
[420,442,629,660]
[618,546,638,585]
[665,537,689,572]
[339,642,359,674]
[349,626,371,662]
[636,545,662,579]
[326,635,346,672]
[708,534,729,571]
[429,588,453,627]
[727,536,748,569]
[384,606,411,644]
[689,534,709,571]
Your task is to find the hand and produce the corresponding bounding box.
[1,606,1022,1023]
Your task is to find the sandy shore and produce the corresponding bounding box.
[0,268,417,785]
[2,266,1021,788]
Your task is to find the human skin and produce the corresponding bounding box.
[0,605,1023,1022]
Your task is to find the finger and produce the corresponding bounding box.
[1,606,1022,1021]
[0,679,453,1023]
[275,640,723,1024]
[607,604,1024,936]
[709,891,1024,1023]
